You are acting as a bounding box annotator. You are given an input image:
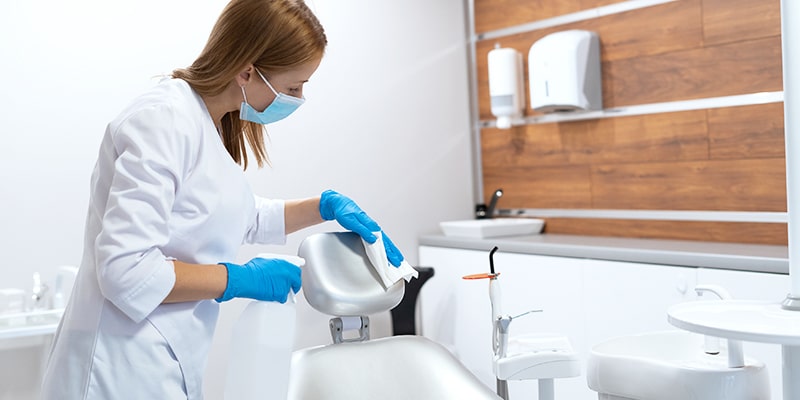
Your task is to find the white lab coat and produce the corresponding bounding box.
[41,79,287,399]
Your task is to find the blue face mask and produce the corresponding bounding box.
[240,69,305,124]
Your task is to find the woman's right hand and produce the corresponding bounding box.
[318,189,405,266]
[215,258,301,303]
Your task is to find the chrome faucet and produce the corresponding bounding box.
[31,272,49,310]
[694,284,744,367]
[477,188,504,219]
[695,284,732,301]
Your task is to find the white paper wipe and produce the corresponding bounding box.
[362,232,418,289]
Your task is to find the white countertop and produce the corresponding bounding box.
[0,309,62,341]
[419,233,789,274]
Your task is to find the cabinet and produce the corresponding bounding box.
[0,335,53,400]
[418,245,790,400]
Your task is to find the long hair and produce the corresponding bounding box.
[172,0,327,169]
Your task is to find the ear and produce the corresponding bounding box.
[234,64,255,87]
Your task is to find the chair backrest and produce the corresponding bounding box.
[290,232,501,400]
[288,335,501,400]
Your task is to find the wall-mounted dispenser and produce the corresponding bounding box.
[528,30,602,113]
[488,45,525,128]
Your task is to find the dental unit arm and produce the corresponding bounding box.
[464,247,550,400]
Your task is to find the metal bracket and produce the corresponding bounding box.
[329,316,370,344]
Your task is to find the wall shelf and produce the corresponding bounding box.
[497,209,788,224]
[480,91,784,128]
[476,0,676,41]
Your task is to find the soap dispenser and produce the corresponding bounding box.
[488,44,525,128]
[528,30,602,113]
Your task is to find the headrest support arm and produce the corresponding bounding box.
[330,316,371,344]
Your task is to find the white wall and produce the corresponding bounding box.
[0,0,473,398]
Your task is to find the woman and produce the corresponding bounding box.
[41,0,403,398]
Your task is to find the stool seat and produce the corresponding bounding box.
[494,333,581,381]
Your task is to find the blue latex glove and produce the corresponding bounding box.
[381,231,404,268]
[215,258,301,303]
[319,189,405,267]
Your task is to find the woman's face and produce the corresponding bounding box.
[245,57,322,112]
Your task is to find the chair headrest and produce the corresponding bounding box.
[297,232,405,316]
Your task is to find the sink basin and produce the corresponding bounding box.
[439,218,544,238]
[587,330,770,400]
[0,309,63,340]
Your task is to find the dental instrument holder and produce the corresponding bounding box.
[694,284,745,368]
[466,247,565,400]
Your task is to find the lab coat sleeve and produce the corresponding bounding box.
[94,105,188,323]
[244,195,287,245]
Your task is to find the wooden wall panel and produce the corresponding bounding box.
[708,103,786,160]
[475,0,786,245]
[483,131,786,212]
[604,37,783,107]
[475,0,705,119]
[703,0,781,46]
[582,0,703,62]
[481,124,572,168]
[483,165,592,208]
[542,218,787,245]
[481,110,709,168]
[474,0,619,34]
[590,158,786,211]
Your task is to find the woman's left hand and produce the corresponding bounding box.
[319,189,404,266]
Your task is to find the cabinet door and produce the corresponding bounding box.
[696,268,790,302]
[583,259,697,347]
[418,246,487,356]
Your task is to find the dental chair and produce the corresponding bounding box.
[288,232,501,400]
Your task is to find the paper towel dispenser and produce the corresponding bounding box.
[528,30,602,113]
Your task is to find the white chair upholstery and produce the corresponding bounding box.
[289,232,500,400]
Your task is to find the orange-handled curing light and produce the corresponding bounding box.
[462,246,503,327]
[462,272,500,280]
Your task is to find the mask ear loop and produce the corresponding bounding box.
[240,85,249,104]
[255,69,280,96]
